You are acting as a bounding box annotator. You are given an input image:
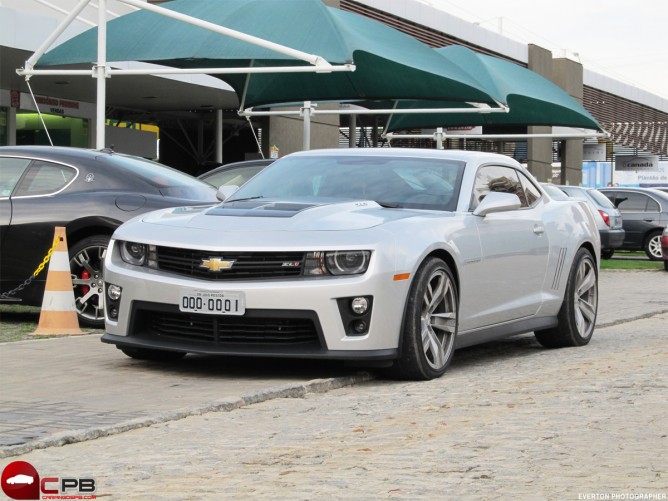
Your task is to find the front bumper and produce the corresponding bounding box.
[103,251,410,359]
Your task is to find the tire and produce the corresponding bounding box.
[600,249,614,260]
[391,257,458,380]
[535,248,598,348]
[644,230,663,261]
[69,235,110,328]
[664,260,668,272]
[121,347,187,362]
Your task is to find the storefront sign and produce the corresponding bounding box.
[583,143,606,161]
[10,90,20,108]
[615,155,659,170]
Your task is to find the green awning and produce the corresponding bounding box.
[38,0,503,108]
[378,46,603,131]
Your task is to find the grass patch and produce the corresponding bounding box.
[601,251,664,271]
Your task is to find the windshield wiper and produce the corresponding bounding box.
[376,200,402,208]
[225,195,265,203]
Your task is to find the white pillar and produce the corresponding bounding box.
[95,0,107,150]
[349,115,357,148]
[215,109,223,163]
[435,127,444,150]
[301,101,312,150]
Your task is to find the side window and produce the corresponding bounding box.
[471,165,526,210]
[0,157,31,197]
[615,192,656,212]
[13,161,77,197]
[518,171,542,207]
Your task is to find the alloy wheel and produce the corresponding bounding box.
[420,268,457,370]
[573,256,598,339]
[70,244,107,325]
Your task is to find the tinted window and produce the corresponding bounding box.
[0,157,31,197]
[99,153,215,200]
[518,171,542,207]
[472,165,527,209]
[616,192,659,212]
[14,160,76,196]
[202,164,266,188]
[587,189,616,209]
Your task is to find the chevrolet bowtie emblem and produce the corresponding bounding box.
[200,257,236,272]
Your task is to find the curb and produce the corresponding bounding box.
[0,372,375,459]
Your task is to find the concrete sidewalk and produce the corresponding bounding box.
[1,269,666,458]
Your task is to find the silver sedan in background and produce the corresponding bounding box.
[102,149,600,380]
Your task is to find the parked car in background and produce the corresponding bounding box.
[0,146,219,326]
[540,183,569,201]
[102,149,600,380]
[661,227,668,271]
[555,185,625,259]
[198,159,274,189]
[599,187,668,260]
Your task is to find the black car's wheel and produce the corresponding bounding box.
[69,235,110,327]
[535,248,598,348]
[664,260,668,272]
[120,347,187,362]
[392,257,458,380]
[644,230,663,261]
[601,249,614,259]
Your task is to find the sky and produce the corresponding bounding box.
[417,0,668,100]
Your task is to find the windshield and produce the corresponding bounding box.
[228,155,466,211]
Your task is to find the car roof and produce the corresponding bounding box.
[286,147,523,166]
[0,145,117,162]
[600,186,668,200]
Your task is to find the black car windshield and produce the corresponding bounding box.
[228,155,466,211]
[99,153,216,200]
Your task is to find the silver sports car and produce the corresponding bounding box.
[102,148,600,380]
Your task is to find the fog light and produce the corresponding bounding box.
[107,284,122,301]
[109,307,119,319]
[350,297,369,315]
[353,320,368,334]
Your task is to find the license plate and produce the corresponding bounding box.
[179,289,246,315]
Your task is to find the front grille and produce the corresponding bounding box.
[155,246,305,280]
[132,305,321,348]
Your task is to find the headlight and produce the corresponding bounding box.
[119,241,147,266]
[304,250,371,276]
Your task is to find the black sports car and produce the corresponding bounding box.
[0,146,219,326]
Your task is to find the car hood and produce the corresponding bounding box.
[136,200,422,232]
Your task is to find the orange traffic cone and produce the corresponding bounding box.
[32,227,84,336]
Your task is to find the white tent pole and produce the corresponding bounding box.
[384,131,610,140]
[435,127,444,149]
[95,0,107,150]
[240,105,509,116]
[301,101,313,150]
[215,109,223,163]
[20,64,354,78]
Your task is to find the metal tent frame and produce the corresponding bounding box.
[16,0,513,152]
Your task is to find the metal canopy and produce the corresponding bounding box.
[35,0,504,108]
[17,1,603,153]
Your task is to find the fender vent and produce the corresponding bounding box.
[551,248,568,290]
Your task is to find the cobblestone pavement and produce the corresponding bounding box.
[1,270,667,500]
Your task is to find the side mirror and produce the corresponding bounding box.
[473,192,522,216]
[216,185,239,202]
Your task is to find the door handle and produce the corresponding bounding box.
[533,225,545,235]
